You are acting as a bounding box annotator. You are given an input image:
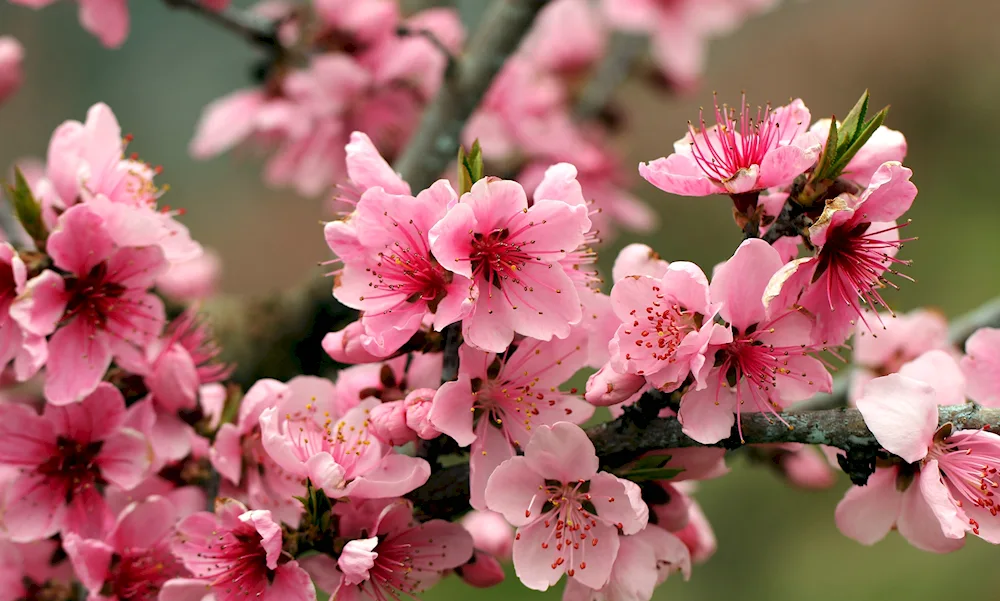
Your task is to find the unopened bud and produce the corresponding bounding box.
[585,363,647,406]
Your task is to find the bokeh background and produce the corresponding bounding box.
[2,0,999,599]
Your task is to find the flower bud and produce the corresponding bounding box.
[368,400,416,446]
[456,550,505,588]
[585,363,647,407]
[461,510,513,559]
[404,388,440,440]
[0,37,23,105]
[322,322,384,364]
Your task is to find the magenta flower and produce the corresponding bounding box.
[0,383,150,542]
[0,37,23,105]
[62,495,189,601]
[485,422,648,591]
[167,499,315,601]
[331,173,473,358]
[606,261,720,392]
[11,205,167,405]
[429,172,592,352]
[639,96,819,197]
[258,376,430,499]
[765,161,918,346]
[430,331,594,509]
[331,499,474,601]
[838,353,1000,551]
[962,327,1000,407]
[677,239,832,444]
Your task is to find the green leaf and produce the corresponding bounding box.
[627,454,673,471]
[5,166,48,248]
[836,90,870,149]
[812,117,839,180]
[456,146,472,196]
[456,139,484,196]
[830,106,889,175]
[624,466,685,483]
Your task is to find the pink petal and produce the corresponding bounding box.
[240,509,283,570]
[588,473,649,535]
[78,0,130,48]
[159,578,214,601]
[855,374,937,463]
[896,465,967,553]
[109,495,177,550]
[10,270,68,337]
[147,345,199,412]
[3,473,65,542]
[428,203,477,279]
[469,420,516,511]
[47,205,113,276]
[914,460,968,540]
[61,533,113,592]
[342,453,430,499]
[522,422,598,483]
[533,163,586,207]
[710,239,783,332]
[756,144,816,190]
[854,162,917,223]
[209,423,243,484]
[47,382,126,441]
[264,561,317,601]
[962,327,1000,407]
[638,154,720,197]
[0,403,55,467]
[834,467,902,545]
[428,375,476,446]
[899,350,966,406]
[305,453,347,496]
[462,287,516,353]
[339,537,378,585]
[611,243,669,281]
[842,125,907,186]
[483,456,545,527]
[345,131,410,195]
[677,378,737,444]
[97,428,151,490]
[513,518,618,591]
[190,89,266,158]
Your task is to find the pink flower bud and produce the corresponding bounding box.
[0,37,23,105]
[404,388,440,440]
[339,537,379,586]
[585,363,647,406]
[456,550,505,588]
[612,243,669,281]
[368,400,416,446]
[322,321,384,364]
[460,510,514,560]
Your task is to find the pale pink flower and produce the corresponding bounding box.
[167,499,315,601]
[39,103,201,264]
[209,379,306,527]
[838,355,1000,551]
[639,96,819,199]
[962,327,1000,407]
[330,174,473,357]
[520,0,606,75]
[429,173,592,352]
[258,376,430,499]
[9,0,129,48]
[461,510,514,560]
[627,450,727,534]
[11,205,167,405]
[849,308,951,402]
[561,525,690,601]
[322,320,386,365]
[155,249,222,301]
[62,495,189,600]
[430,331,594,509]
[0,383,150,542]
[330,499,474,601]
[810,119,907,187]
[0,37,23,105]
[764,162,918,347]
[485,422,648,592]
[606,261,720,392]
[0,243,46,382]
[678,239,832,444]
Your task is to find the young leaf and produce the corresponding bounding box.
[4,166,48,248]
[831,106,889,175]
[456,140,484,195]
[456,146,472,196]
[623,466,685,483]
[836,90,870,149]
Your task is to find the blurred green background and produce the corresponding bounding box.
[2,0,999,599]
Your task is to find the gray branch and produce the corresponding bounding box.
[394,0,552,190]
[574,32,647,121]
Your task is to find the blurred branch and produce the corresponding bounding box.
[394,0,552,190]
[574,33,647,121]
[162,0,280,50]
[410,402,1000,519]
[795,295,1000,411]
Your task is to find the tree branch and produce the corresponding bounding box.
[394,0,552,190]
[409,403,1000,519]
[162,0,280,50]
[574,33,647,122]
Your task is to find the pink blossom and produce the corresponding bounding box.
[606,261,720,392]
[0,37,23,105]
[330,173,473,357]
[678,239,832,444]
[461,510,514,560]
[639,96,819,198]
[561,525,690,601]
[962,327,1000,407]
[209,379,306,527]
[764,162,918,346]
[0,383,150,541]
[429,173,592,352]
[331,353,441,415]
[520,0,606,75]
[753,444,837,490]
[485,422,648,591]
[0,243,46,381]
[62,495,189,600]
[0,537,71,601]
[168,499,315,601]
[810,119,907,187]
[849,308,951,402]
[331,499,474,601]
[839,358,1000,551]
[430,332,594,508]
[155,250,222,301]
[322,321,385,365]
[670,495,716,564]
[11,205,167,405]
[9,0,129,48]
[611,243,669,281]
[258,376,430,499]
[585,364,648,407]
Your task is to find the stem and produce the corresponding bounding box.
[574,33,647,121]
[162,0,279,49]
[394,0,552,190]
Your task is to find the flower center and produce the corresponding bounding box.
[929,430,1000,534]
[62,261,160,343]
[525,480,616,578]
[185,527,269,598]
[367,218,449,311]
[688,94,782,184]
[36,437,104,499]
[469,228,535,288]
[621,292,696,371]
[109,544,184,601]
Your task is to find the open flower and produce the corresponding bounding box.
[838,351,1000,551]
[0,383,150,541]
[764,162,918,347]
[331,499,474,601]
[639,96,819,198]
[429,171,592,352]
[485,422,648,591]
[430,330,593,508]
